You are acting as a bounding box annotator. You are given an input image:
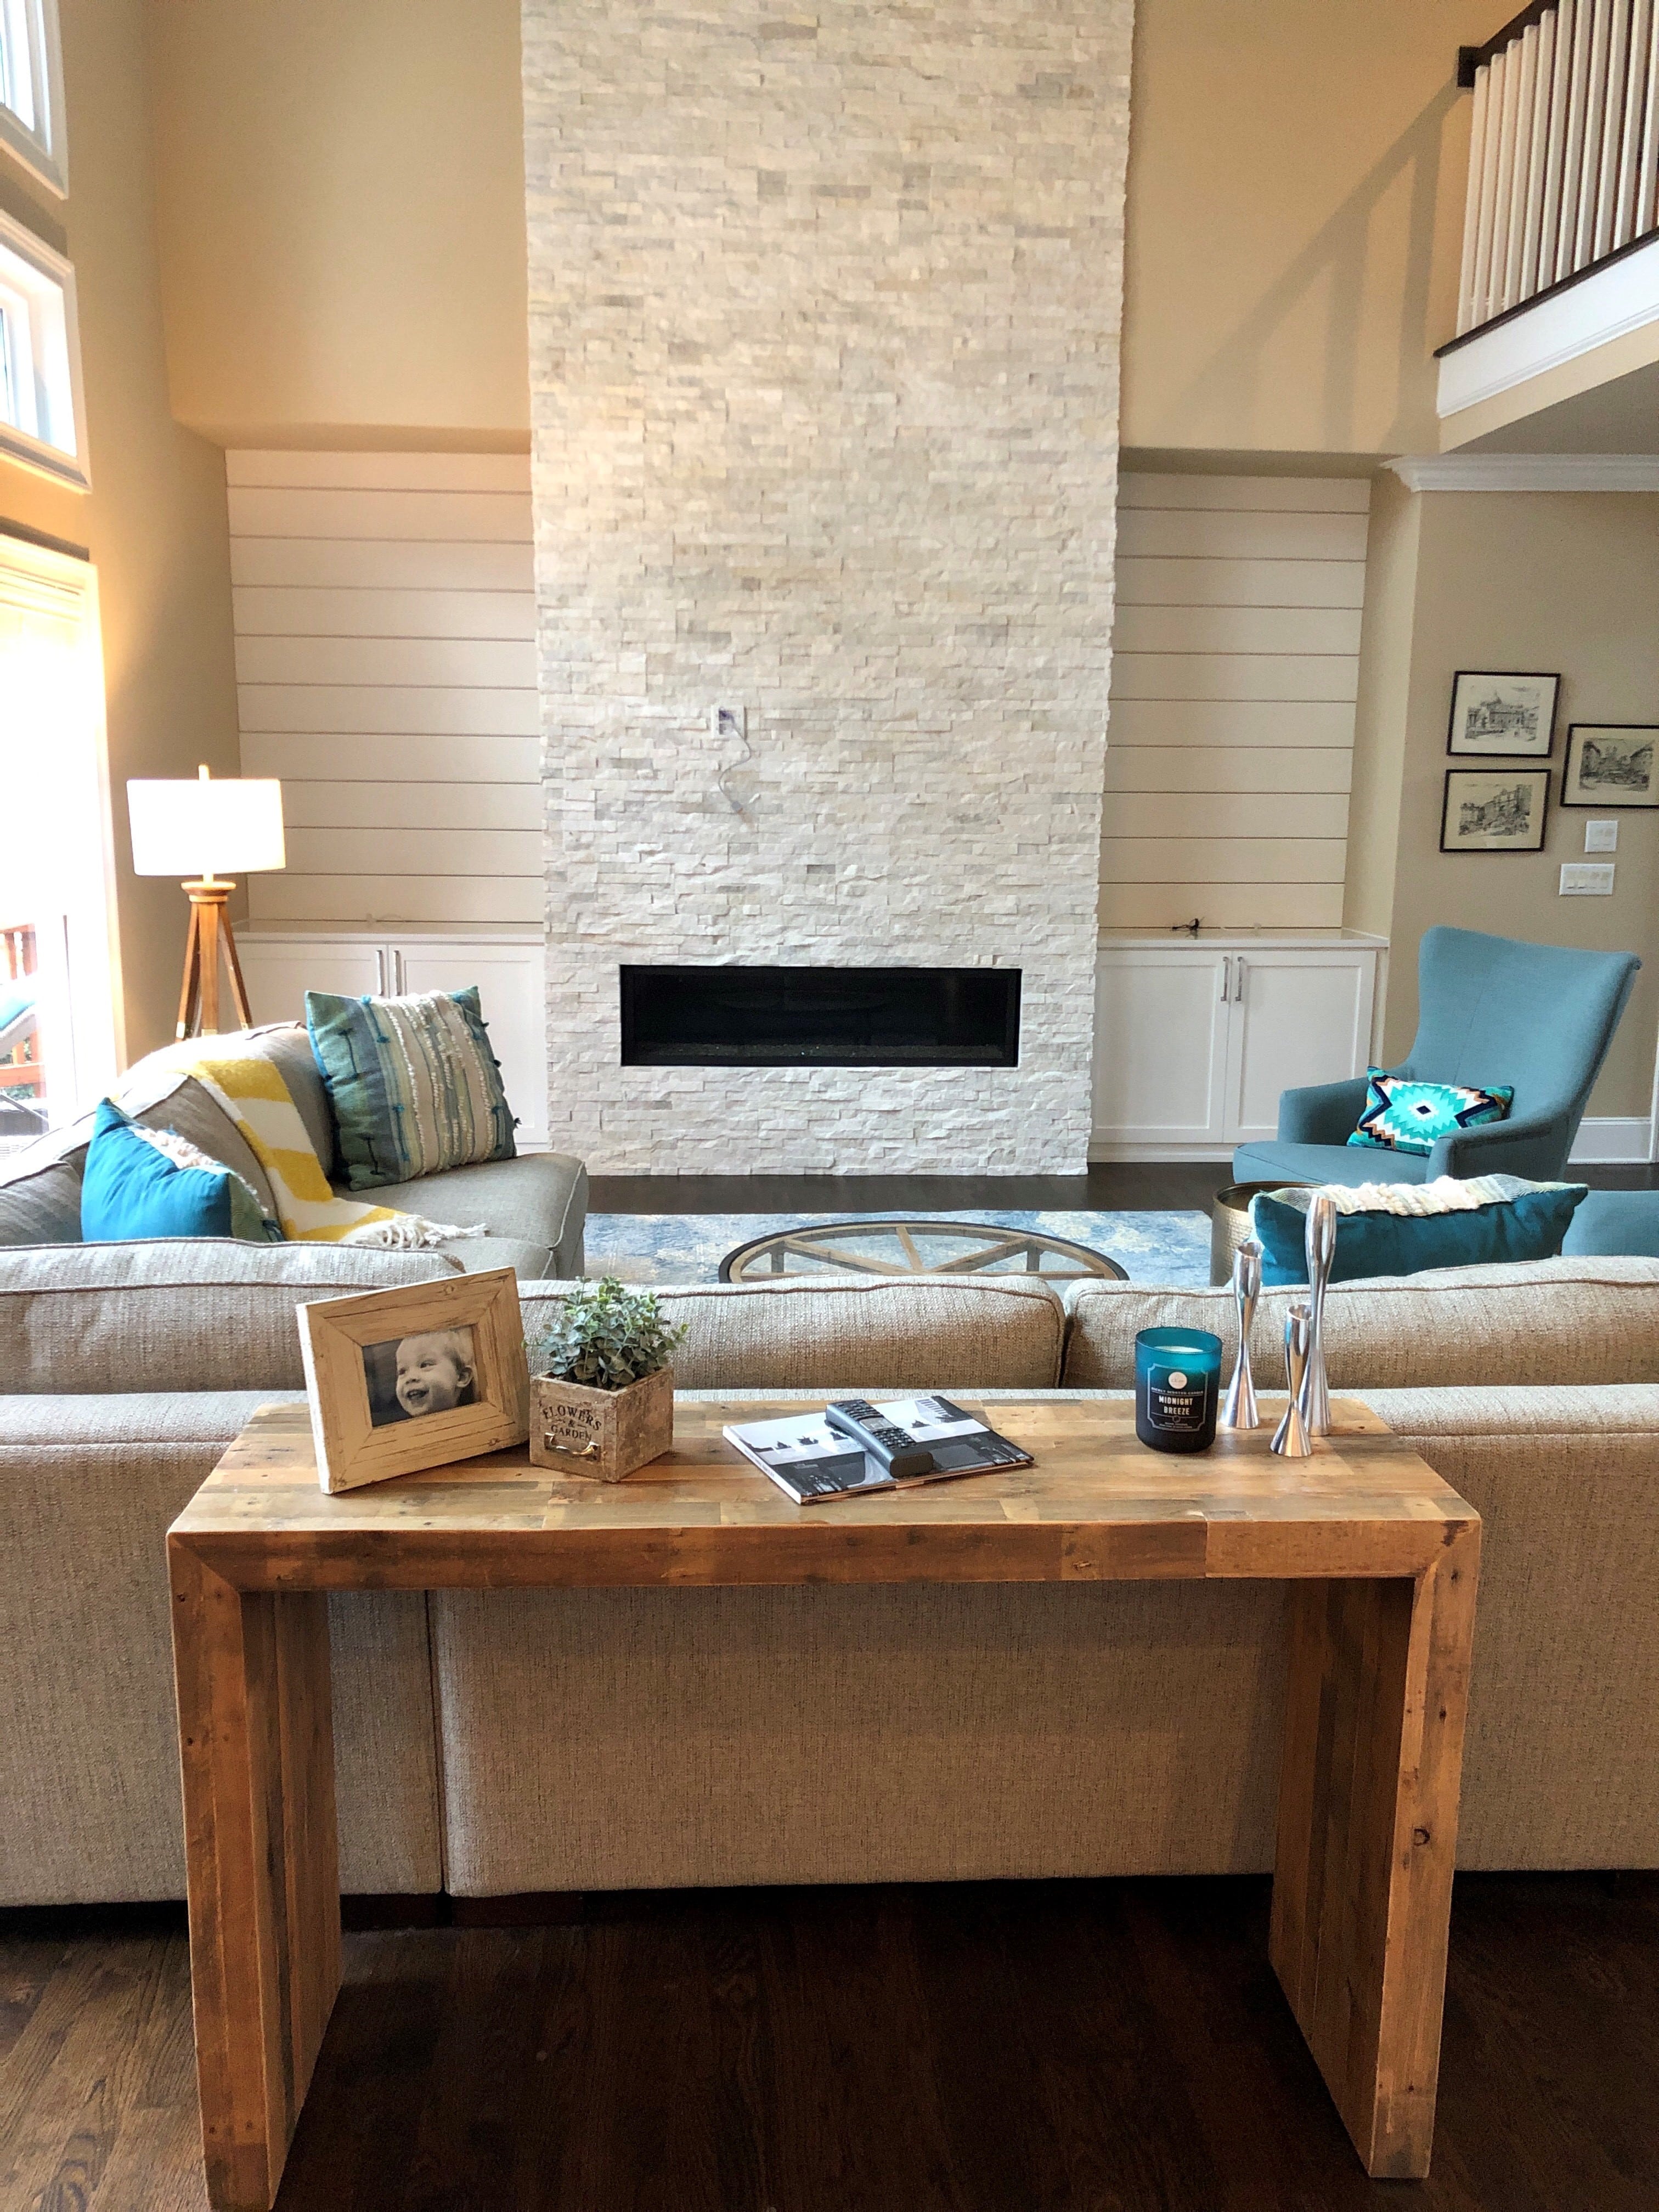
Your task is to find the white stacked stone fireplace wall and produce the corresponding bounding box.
[523,0,1135,1171]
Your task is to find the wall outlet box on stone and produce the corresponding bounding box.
[1584,820,1619,853]
[1560,862,1616,895]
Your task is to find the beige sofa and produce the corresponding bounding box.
[2,1245,1655,1905]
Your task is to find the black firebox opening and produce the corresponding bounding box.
[619,964,1021,1068]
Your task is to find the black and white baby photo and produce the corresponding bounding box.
[362,1325,479,1426]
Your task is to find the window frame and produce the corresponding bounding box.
[0,0,67,199]
[0,204,87,488]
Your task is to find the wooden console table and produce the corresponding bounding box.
[168,1396,1480,2210]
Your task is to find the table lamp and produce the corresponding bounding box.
[126,765,285,1039]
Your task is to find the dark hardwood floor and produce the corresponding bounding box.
[589,1162,1659,1215]
[4,1873,1656,2211]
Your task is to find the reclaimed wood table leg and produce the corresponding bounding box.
[1271,1526,1480,2178]
[170,1539,341,2212]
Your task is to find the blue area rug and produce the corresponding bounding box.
[582,1210,1211,1287]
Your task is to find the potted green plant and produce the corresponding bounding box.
[525,1277,688,1481]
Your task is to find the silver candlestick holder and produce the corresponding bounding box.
[1271,1303,1313,1458]
[1300,1191,1336,1437]
[1218,1236,1261,1430]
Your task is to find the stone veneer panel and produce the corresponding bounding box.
[523,0,1133,1171]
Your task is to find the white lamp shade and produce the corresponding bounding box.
[127,776,285,877]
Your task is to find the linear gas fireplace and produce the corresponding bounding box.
[619,965,1022,1068]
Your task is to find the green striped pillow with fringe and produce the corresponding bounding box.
[305,985,517,1193]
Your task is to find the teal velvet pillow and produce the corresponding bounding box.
[80,1099,278,1244]
[1347,1070,1514,1156]
[1250,1176,1587,1288]
[305,984,516,1193]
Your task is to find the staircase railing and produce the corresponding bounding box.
[1454,0,1659,335]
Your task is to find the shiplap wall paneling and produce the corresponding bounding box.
[1103,475,1370,930]
[228,451,539,927]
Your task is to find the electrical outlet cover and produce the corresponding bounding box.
[1584,820,1619,853]
[1560,862,1616,896]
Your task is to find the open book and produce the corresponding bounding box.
[723,1395,1032,1506]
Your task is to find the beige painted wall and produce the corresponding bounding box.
[1121,0,1493,460]
[0,0,239,1065]
[146,0,528,448]
[1357,492,1659,1121]
[142,0,1494,463]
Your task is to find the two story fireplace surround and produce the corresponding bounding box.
[619,964,1021,1068]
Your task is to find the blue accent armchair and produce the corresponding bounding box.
[1232,926,1641,1189]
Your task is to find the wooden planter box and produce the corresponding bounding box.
[527,1364,675,1481]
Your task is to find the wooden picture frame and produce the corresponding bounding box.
[1440,766,1549,854]
[1446,670,1559,757]
[1560,724,1659,808]
[297,1267,530,1494]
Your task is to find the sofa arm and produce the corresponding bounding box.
[1429,1109,1574,1181]
[1276,1075,1370,1146]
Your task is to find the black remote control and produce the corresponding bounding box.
[823,1398,935,1479]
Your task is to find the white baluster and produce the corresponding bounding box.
[1636,0,1659,233]
[1575,0,1616,272]
[1491,37,1524,310]
[1612,0,1653,245]
[1539,0,1578,289]
[1556,0,1596,279]
[1505,22,1541,307]
[1458,60,1493,333]
[1593,0,1633,255]
[1520,12,1559,298]
[1475,45,1508,324]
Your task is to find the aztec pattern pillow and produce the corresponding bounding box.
[1250,1175,1586,1286]
[305,985,516,1193]
[80,1099,280,1243]
[1346,1070,1514,1156]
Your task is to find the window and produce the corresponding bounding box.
[0,0,65,198]
[0,205,86,487]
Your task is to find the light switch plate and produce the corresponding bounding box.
[1584,820,1619,853]
[1560,862,1615,895]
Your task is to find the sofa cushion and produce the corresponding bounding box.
[80,1099,274,1245]
[307,986,514,1191]
[120,1022,337,1194]
[0,1141,86,1245]
[522,1276,1065,1389]
[0,1239,462,1394]
[1062,1255,1659,1390]
[374,1151,587,1272]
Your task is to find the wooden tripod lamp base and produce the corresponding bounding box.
[176,879,254,1041]
[126,764,284,1042]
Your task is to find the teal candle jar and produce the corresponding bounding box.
[1135,1327,1222,1454]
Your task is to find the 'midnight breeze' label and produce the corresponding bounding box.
[1147,1364,1206,1433]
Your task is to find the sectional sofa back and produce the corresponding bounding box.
[0,1241,462,1395]
[1063,1256,1659,1388]
[523,1276,1070,1389]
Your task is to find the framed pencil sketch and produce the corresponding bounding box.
[1446,672,1559,757]
[1440,768,1549,853]
[1561,725,1659,808]
[297,1267,530,1493]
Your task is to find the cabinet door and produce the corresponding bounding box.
[1225,950,1376,1144]
[395,940,549,1149]
[1092,948,1233,1149]
[236,939,386,1028]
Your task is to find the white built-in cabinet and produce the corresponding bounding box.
[236,932,549,1150]
[1091,933,1385,1160]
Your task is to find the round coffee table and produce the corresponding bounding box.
[719,1217,1128,1285]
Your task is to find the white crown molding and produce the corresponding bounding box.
[1387,454,1659,492]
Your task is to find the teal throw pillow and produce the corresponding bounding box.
[1347,1070,1514,1156]
[1250,1176,1587,1288]
[306,984,516,1193]
[80,1099,279,1244]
